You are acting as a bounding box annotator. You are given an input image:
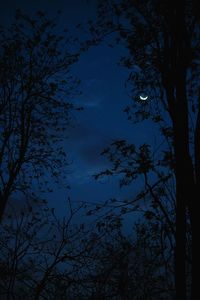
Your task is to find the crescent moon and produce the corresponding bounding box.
[139,95,148,101]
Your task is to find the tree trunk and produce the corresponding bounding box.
[165,1,195,299]
[192,91,200,300]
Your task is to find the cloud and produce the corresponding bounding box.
[79,139,108,166]
[84,98,102,108]
[68,123,97,141]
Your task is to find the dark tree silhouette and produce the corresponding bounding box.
[0,10,81,222]
[0,199,96,299]
[88,210,177,300]
[0,200,177,299]
[89,1,199,299]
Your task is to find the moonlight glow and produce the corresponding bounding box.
[139,95,148,101]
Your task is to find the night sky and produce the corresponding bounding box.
[0,0,157,219]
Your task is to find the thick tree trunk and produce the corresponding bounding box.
[173,120,193,300]
[173,104,189,300]
[191,99,200,299]
[190,201,197,300]
[166,1,195,299]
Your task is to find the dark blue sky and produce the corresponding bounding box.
[0,1,157,219]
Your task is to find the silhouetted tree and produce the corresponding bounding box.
[89,1,199,299]
[0,10,81,221]
[82,209,177,300]
[1,193,186,299]
[0,199,95,299]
